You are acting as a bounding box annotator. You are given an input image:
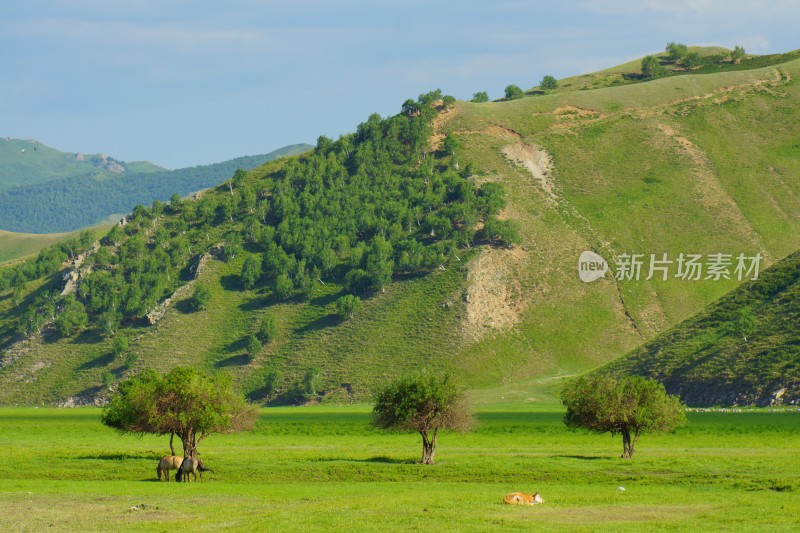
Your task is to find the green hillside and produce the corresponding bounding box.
[1,49,799,406]
[0,143,313,233]
[599,250,800,406]
[0,138,162,191]
[0,224,114,266]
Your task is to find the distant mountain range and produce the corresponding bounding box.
[0,139,312,233]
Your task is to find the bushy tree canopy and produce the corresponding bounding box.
[641,55,665,79]
[471,91,489,103]
[101,367,258,457]
[372,373,473,464]
[666,42,688,62]
[561,375,686,458]
[504,84,524,100]
[540,75,558,90]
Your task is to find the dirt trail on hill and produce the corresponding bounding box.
[429,104,459,152]
[454,125,521,140]
[655,123,767,256]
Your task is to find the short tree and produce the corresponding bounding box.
[441,95,456,108]
[442,133,460,156]
[240,254,262,290]
[335,294,362,319]
[666,42,688,62]
[102,367,258,457]
[112,335,129,359]
[258,314,279,343]
[561,375,686,459]
[540,75,558,90]
[246,334,262,359]
[55,295,88,337]
[289,367,322,404]
[504,84,524,100]
[730,45,746,63]
[641,55,665,79]
[471,91,489,103]
[729,307,757,342]
[372,373,473,464]
[191,283,212,311]
[482,216,520,247]
[682,51,701,69]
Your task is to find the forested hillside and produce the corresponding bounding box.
[0,91,513,404]
[0,144,312,233]
[599,250,800,406]
[1,50,799,406]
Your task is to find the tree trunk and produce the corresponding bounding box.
[169,432,175,456]
[621,428,635,459]
[420,429,438,464]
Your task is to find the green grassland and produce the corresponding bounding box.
[0,404,797,531]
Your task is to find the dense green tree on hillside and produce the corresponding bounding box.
[482,216,521,247]
[666,42,688,62]
[335,294,362,319]
[562,375,686,459]
[372,373,474,464]
[240,254,262,290]
[258,314,279,343]
[54,294,88,337]
[101,367,258,457]
[442,134,460,156]
[730,45,746,63]
[641,55,665,79]
[191,283,212,311]
[246,335,262,359]
[540,75,558,90]
[471,91,489,103]
[504,84,524,100]
[682,51,701,69]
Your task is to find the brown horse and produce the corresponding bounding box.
[176,456,213,482]
[156,455,183,481]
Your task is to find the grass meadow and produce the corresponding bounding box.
[0,403,798,531]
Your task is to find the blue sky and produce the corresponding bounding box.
[2,0,798,169]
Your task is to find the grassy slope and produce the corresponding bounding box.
[600,250,800,406]
[0,138,161,191]
[444,57,800,393]
[1,55,800,405]
[0,405,797,531]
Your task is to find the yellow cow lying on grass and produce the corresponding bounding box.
[503,492,544,505]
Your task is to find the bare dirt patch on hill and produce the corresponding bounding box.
[501,142,558,206]
[463,246,529,342]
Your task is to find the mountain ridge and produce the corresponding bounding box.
[0,143,313,233]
